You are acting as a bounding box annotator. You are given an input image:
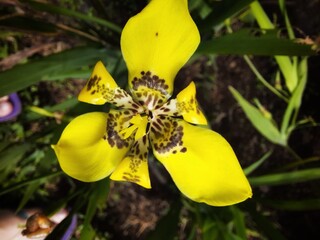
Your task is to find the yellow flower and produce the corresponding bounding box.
[52,0,252,206]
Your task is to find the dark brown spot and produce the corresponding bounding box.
[131,71,169,96]
[180,147,187,153]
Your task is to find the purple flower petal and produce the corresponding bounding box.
[61,215,77,240]
[0,93,22,122]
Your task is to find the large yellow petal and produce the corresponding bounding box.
[52,112,132,182]
[121,0,200,99]
[150,118,252,206]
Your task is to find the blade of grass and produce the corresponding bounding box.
[26,0,122,34]
[262,199,320,211]
[244,151,272,176]
[197,29,315,56]
[243,55,288,101]
[0,143,31,172]
[230,206,247,240]
[250,0,298,92]
[242,200,286,240]
[249,168,320,186]
[279,0,295,39]
[198,0,254,32]
[145,200,182,240]
[0,171,63,196]
[280,58,308,137]
[229,86,286,146]
[79,178,110,240]
[16,181,42,213]
[0,15,57,33]
[0,47,116,96]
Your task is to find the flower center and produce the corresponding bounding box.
[131,71,170,111]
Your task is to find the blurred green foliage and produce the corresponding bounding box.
[0,0,319,239]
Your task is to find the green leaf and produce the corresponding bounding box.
[0,171,62,196]
[244,151,272,176]
[230,206,247,240]
[0,141,10,152]
[250,1,298,91]
[84,178,110,225]
[262,199,320,211]
[16,181,42,213]
[198,0,255,31]
[145,200,182,240]
[79,224,95,240]
[0,144,31,182]
[229,86,286,146]
[80,178,110,239]
[26,0,122,34]
[249,168,320,186]
[280,58,308,136]
[242,201,286,240]
[0,15,57,33]
[197,29,315,56]
[0,47,117,96]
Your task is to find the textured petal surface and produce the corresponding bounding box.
[110,136,151,188]
[151,119,252,206]
[52,112,132,182]
[176,81,207,125]
[78,61,118,105]
[121,0,200,98]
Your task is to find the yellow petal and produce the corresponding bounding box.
[133,115,148,141]
[78,61,118,105]
[110,136,151,188]
[120,124,139,139]
[121,0,200,98]
[176,81,207,125]
[150,118,252,206]
[52,112,132,182]
[120,114,148,141]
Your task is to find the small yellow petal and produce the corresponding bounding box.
[78,61,118,105]
[130,114,144,125]
[134,115,148,141]
[120,125,139,139]
[53,112,131,182]
[121,0,200,98]
[151,119,252,206]
[176,81,207,125]
[110,136,151,188]
[120,114,148,141]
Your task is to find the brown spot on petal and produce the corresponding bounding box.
[151,117,187,154]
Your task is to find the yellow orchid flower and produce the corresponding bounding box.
[52,0,252,206]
